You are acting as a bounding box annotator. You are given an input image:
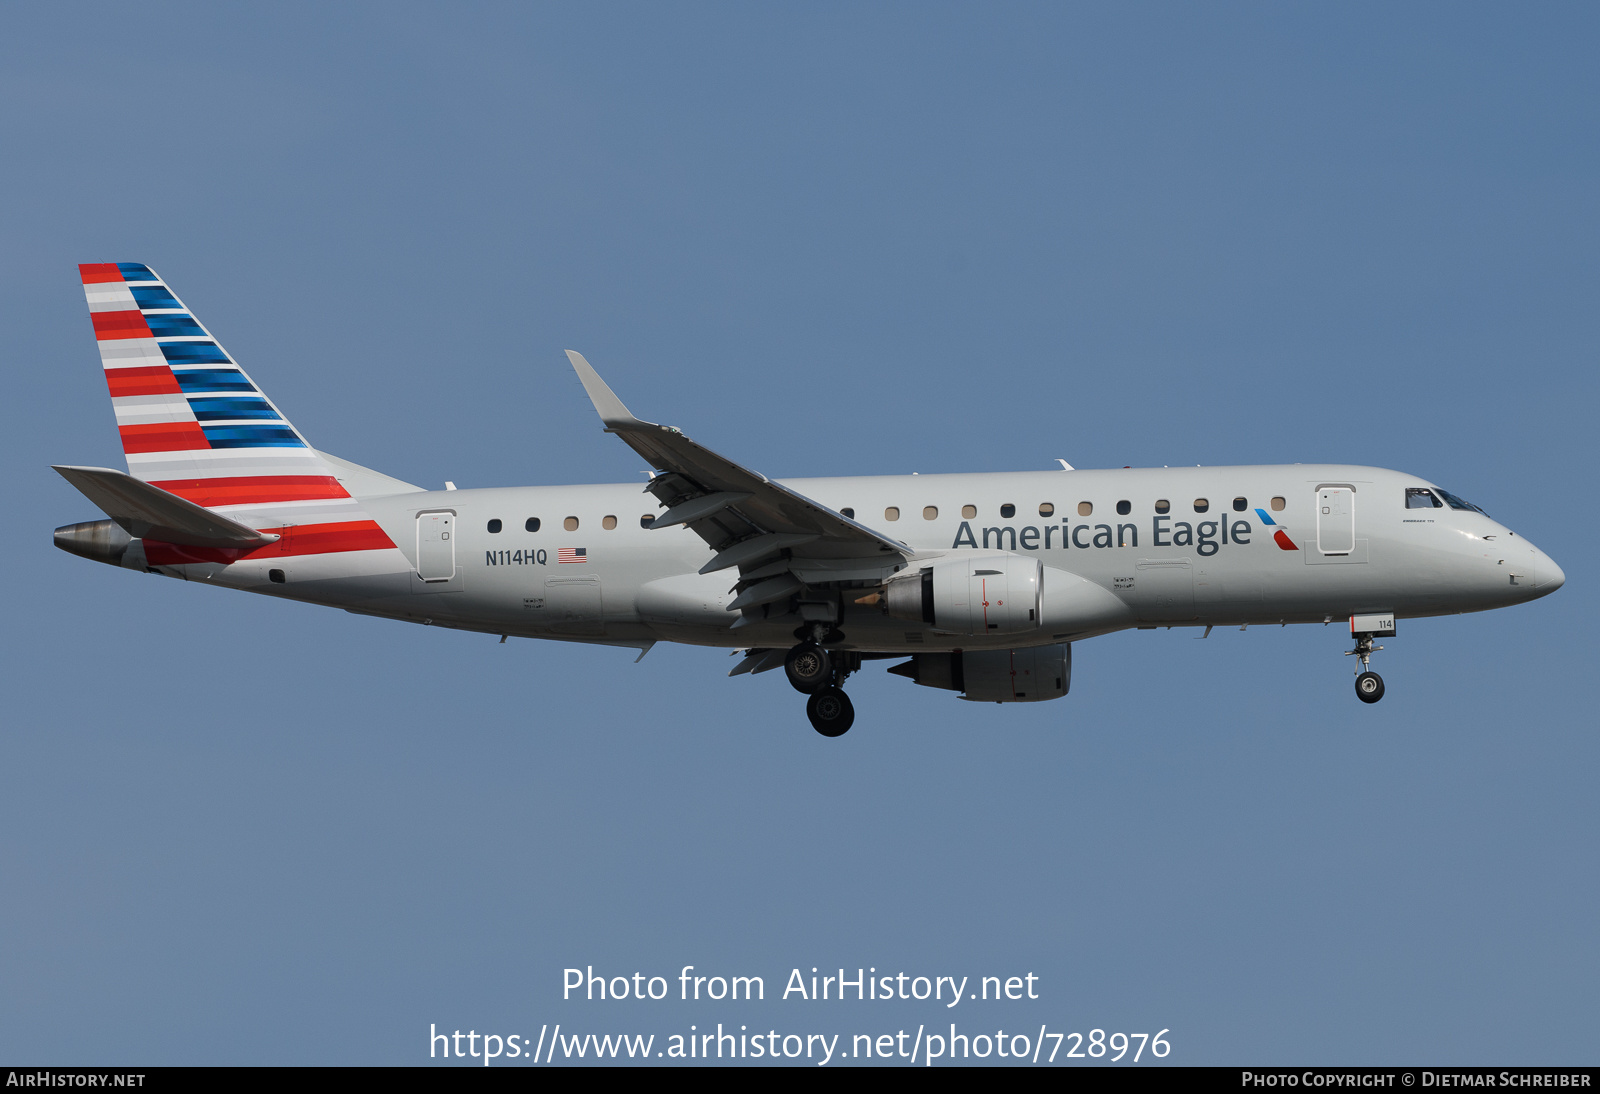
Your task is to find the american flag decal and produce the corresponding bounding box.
[558,547,587,564]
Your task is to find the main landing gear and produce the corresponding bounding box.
[785,632,858,737]
[1346,632,1386,704]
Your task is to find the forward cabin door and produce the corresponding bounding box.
[1316,487,1355,555]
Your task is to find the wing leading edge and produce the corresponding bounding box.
[565,351,911,628]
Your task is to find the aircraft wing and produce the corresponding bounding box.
[566,351,912,624]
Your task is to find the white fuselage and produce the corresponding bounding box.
[169,463,1563,654]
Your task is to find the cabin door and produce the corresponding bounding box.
[1316,488,1355,555]
[416,511,456,581]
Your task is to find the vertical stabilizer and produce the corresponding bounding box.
[77,263,398,564]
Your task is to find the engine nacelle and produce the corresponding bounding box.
[889,644,1071,703]
[884,552,1042,636]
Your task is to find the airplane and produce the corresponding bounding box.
[54,263,1565,736]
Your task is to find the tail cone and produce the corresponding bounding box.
[54,519,132,566]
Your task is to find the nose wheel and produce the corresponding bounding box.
[1345,632,1386,704]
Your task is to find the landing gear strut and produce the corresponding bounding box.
[1346,632,1386,704]
[786,636,860,736]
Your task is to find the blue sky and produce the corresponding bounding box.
[2,2,1595,1065]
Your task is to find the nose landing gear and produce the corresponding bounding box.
[1346,632,1386,704]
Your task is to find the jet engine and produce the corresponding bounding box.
[889,644,1071,703]
[883,552,1042,636]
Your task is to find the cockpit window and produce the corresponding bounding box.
[1435,489,1486,514]
[1405,488,1443,509]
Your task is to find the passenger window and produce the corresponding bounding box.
[1115,500,1131,516]
[1193,499,1209,513]
[840,507,854,519]
[525,517,541,532]
[884,507,900,521]
[1155,499,1170,514]
[602,515,617,530]
[1038,503,1054,517]
[564,516,579,531]
[923,506,938,520]
[1270,497,1285,512]
[962,504,977,519]
[1232,497,1248,512]
[1077,501,1093,517]
[639,514,654,528]
[1406,488,1443,509]
[487,519,502,533]
[1000,503,1016,518]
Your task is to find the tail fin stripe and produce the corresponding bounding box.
[142,315,207,338]
[159,342,231,364]
[126,449,338,479]
[188,397,280,420]
[79,263,124,283]
[150,476,347,507]
[201,424,304,448]
[119,422,211,453]
[90,310,153,340]
[106,366,184,398]
[172,369,254,393]
[128,285,181,309]
[115,263,159,282]
[111,395,195,425]
[98,341,168,367]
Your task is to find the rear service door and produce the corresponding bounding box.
[1316,487,1355,555]
[416,511,456,581]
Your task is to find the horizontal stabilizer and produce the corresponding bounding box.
[53,465,279,548]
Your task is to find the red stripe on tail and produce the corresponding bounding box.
[79,263,124,284]
[105,366,183,398]
[149,476,350,507]
[118,422,211,453]
[91,310,153,340]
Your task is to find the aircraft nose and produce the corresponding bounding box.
[1536,549,1565,592]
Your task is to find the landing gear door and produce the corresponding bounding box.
[1132,558,1196,622]
[1316,487,1355,555]
[535,576,604,635]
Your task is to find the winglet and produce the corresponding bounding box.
[566,350,653,431]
